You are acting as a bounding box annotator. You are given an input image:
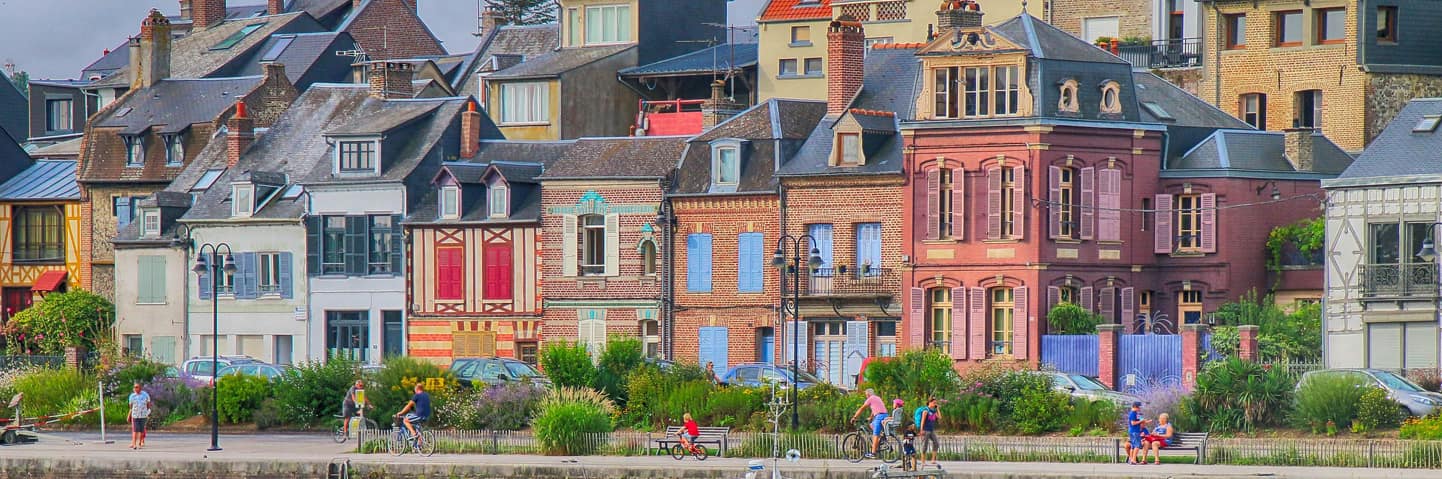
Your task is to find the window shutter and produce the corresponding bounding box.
[197,253,212,300]
[391,214,404,275]
[237,252,258,299]
[1013,286,1029,359]
[1099,286,1115,323]
[1047,286,1060,312]
[561,215,578,276]
[908,287,925,349]
[986,167,1002,240]
[844,320,870,389]
[686,234,712,292]
[1120,287,1135,334]
[345,216,367,275]
[1100,169,1122,242]
[1048,166,1061,240]
[783,320,809,366]
[1404,322,1438,369]
[305,216,321,277]
[968,287,986,360]
[1080,167,1095,240]
[1154,194,1173,254]
[604,214,620,276]
[1200,193,1217,253]
[950,286,967,359]
[738,233,763,293]
[136,257,152,303]
[280,252,294,299]
[952,168,965,240]
[925,169,940,240]
[1080,286,1094,312]
[1011,165,1025,240]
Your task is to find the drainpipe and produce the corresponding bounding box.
[660,184,676,360]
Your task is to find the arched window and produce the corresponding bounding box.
[1058,79,1079,113]
[639,239,657,276]
[927,288,953,351]
[1099,81,1121,114]
[989,287,1015,357]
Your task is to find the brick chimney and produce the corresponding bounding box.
[264,62,288,83]
[193,0,227,30]
[268,0,284,15]
[1283,127,1315,172]
[132,10,173,89]
[179,0,193,20]
[481,6,506,35]
[827,17,865,116]
[402,0,418,13]
[369,62,415,99]
[702,80,744,129]
[460,100,482,158]
[936,0,984,31]
[227,101,255,167]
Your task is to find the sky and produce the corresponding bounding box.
[0,0,767,80]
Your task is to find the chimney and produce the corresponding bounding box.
[936,0,984,31]
[268,0,284,15]
[368,62,415,99]
[702,80,744,129]
[460,100,482,159]
[227,101,255,168]
[192,0,227,30]
[827,17,865,116]
[264,62,288,83]
[402,0,418,13]
[134,10,173,89]
[179,0,193,20]
[481,6,506,35]
[1283,128,1316,172]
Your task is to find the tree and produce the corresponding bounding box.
[1209,290,1321,362]
[484,0,557,26]
[1046,303,1103,334]
[2,290,115,355]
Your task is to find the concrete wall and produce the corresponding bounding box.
[184,223,308,364]
[306,183,408,364]
[115,246,188,365]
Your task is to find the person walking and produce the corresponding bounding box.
[849,388,888,458]
[127,382,152,450]
[913,397,942,467]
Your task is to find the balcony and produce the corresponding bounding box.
[634,99,705,136]
[1361,263,1438,299]
[1115,38,1201,69]
[784,267,899,298]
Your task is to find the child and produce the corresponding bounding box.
[679,412,700,450]
[889,399,906,435]
[1125,401,1150,465]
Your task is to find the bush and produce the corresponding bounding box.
[102,357,169,393]
[1011,384,1071,434]
[1407,369,1442,392]
[1210,291,1321,363]
[1190,359,1293,432]
[595,338,644,404]
[1047,303,1103,335]
[1132,383,1188,429]
[621,363,712,430]
[147,376,206,423]
[215,373,270,424]
[1066,398,1121,435]
[532,387,616,455]
[450,381,546,430]
[1291,374,1366,434]
[540,341,597,390]
[368,356,456,420]
[1353,387,1403,433]
[270,358,358,427]
[2,290,115,355]
[1401,415,1442,440]
[795,384,859,433]
[705,386,766,429]
[254,398,286,430]
[860,349,959,400]
[945,393,1001,433]
[12,367,92,416]
[966,366,1050,418]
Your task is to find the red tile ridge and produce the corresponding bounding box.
[872,42,925,50]
[850,108,896,118]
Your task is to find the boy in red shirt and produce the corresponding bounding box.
[679,413,700,450]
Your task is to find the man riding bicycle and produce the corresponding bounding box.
[849,388,888,458]
[677,412,700,451]
[394,383,431,444]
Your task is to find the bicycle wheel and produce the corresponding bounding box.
[877,435,900,464]
[841,433,865,463]
[333,425,348,444]
[670,444,686,460]
[691,444,709,461]
[418,430,437,457]
[387,432,406,456]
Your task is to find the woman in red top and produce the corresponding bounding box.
[679,413,700,450]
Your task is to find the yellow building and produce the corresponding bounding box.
[756,0,1044,101]
[0,160,84,320]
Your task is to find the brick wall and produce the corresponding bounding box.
[671,195,781,365]
[346,0,445,60]
[1049,0,1152,42]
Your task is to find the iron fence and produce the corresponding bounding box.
[0,356,66,370]
[1116,38,1201,69]
[1361,263,1437,299]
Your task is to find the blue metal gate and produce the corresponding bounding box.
[1116,335,1182,393]
[1040,335,1099,377]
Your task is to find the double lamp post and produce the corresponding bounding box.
[772,234,823,430]
[174,225,235,452]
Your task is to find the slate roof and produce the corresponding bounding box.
[287,0,353,24]
[990,15,1129,65]
[0,72,28,143]
[1335,99,1442,181]
[0,160,80,201]
[27,138,83,159]
[675,99,828,195]
[224,32,357,88]
[487,44,635,81]
[88,12,322,89]
[82,40,135,81]
[1132,71,1250,129]
[0,130,32,183]
[406,140,572,225]
[620,43,759,77]
[779,46,918,177]
[297,95,473,185]
[540,137,687,180]
[758,0,832,22]
[92,76,264,135]
[457,24,562,94]
[1170,130,1353,177]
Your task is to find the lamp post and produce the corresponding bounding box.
[174,225,236,452]
[1414,224,1442,370]
[772,234,822,430]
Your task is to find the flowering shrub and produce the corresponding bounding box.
[1,290,114,355]
[1401,415,1442,440]
[446,381,546,430]
[146,376,207,423]
[1353,387,1403,433]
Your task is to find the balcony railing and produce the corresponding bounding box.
[1361,263,1438,299]
[1116,38,1201,69]
[784,267,899,298]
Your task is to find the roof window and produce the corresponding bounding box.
[261,35,295,62]
[1414,115,1442,133]
[211,23,267,51]
[1141,102,1174,122]
[192,169,225,191]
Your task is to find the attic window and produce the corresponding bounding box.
[281,184,305,200]
[335,139,379,175]
[211,23,267,51]
[1099,81,1122,115]
[440,185,460,219]
[233,183,255,218]
[836,132,861,166]
[1141,102,1175,122]
[1414,115,1442,133]
[710,141,743,188]
[163,133,185,166]
[192,169,225,191]
[489,184,508,218]
[124,136,145,167]
[261,36,295,62]
[141,209,161,238]
[1058,79,1079,113]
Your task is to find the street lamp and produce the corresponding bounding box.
[176,226,235,452]
[772,234,823,430]
[1416,226,1442,373]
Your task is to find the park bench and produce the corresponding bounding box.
[651,426,732,457]
[1158,432,1210,464]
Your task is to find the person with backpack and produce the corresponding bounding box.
[913,397,941,467]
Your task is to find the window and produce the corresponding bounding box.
[124,335,143,357]
[875,321,897,357]
[45,99,72,132]
[489,185,507,217]
[1178,290,1203,324]
[322,216,346,274]
[1224,14,1246,49]
[136,255,167,304]
[214,254,235,295]
[435,246,464,300]
[114,196,144,228]
[864,37,895,49]
[233,184,253,217]
[737,233,764,293]
[1058,285,1077,305]
[778,59,798,77]
[640,240,657,276]
[1274,11,1302,46]
[993,66,1020,116]
[192,170,224,191]
[142,209,160,237]
[1415,115,1442,133]
[13,206,62,263]
[1082,16,1120,43]
[964,67,990,117]
[440,185,459,219]
[1176,194,1201,252]
[933,65,1020,119]
[566,7,580,47]
[1057,167,1076,238]
[125,136,144,167]
[1141,197,1151,230]
[836,132,860,165]
[1100,82,1121,114]
[483,243,513,300]
[261,35,294,62]
[1058,80,1079,113]
[584,4,631,44]
[577,309,606,356]
[211,23,266,50]
[686,233,713,292]
[790,26,810,45]
[641,317,661,358]
[1316,8,1345,44]
[928,288,952,351]
[581,215,606,276]
[1367,222,1432,266]
[808,223,834,270]
[989,287,1015,357]
[499,82,549,124]
[1240,93,1266,128]
[257,252,281,295]
[517,340,539,364]
[1000,166,1017,238]
[164,134,184,166]
[803,58,823,76]
[714,146,739,185]
[368,215,394,274]
[337,140,376,173]
[1378,6,1398,42]
[325,310,369,362]
[938,169,954,238]
[855,223,881,276]
[934,68,958,118]
[1295,90,1322,128]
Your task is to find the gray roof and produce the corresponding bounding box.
[226,32,357,88]
[541,136,686,180]
[0,71,28,143]
[89,12,322,89]
[1171,130,1353,177]
[94,76,265,135]
[406,140,571,226]
[989,14,1129,65]
[27,138,84,159]
[674,99,827,195]
[487,44,635,81]
[299,96,471,185]
[620,43,759,77]
[0,160,79,201]
[458,24,562,94]
[471,140,575,167]
[778,46,917,177]
[1132,71,1250,129]
[1336,98,1442,181]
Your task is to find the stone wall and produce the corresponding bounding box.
[1365,73,1442,146]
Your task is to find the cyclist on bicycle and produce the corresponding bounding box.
[340,379,368,436]
[849,388,888,458]
[678,412,700,450]
[394,383,431,444]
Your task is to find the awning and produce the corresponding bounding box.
[32,270,67,292]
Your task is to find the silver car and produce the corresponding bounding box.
[1298,369,1442,417]
[1047,371,1140,405]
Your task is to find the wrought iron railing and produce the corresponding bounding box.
[1360,263,1438,298]
[784,267,898,297]
[1116,38,1201,69]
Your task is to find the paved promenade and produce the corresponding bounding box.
[0,432,1434,478]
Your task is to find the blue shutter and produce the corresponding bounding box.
[197,253,212,300]
[686,233,712,292]
[279,252,294,299]
[305,216,321,277]
[390,214,404,276]
[737,233,763,293]
[116,197,132,228]
[855,223,881,276]
[807,224,833,268]
[698,326,730,373]
[236,252,259,299]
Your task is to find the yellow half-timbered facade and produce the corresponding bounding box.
[0,160,84,320]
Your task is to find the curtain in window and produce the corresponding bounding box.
[855,223,881,276]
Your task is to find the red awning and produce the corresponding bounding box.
[32,270,67,293]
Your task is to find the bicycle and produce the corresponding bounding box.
[332,414,379,444]
[842,418,900,463]
[388,415,436,457]
[669,433,709,461]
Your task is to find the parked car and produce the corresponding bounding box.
[1297,368,1442,417]
[643,357,675,371]
[720,363,821,389]
[1046,371,1140,405]
[181,356,261,382]
[216,363,291,380]
[450,357,550,389]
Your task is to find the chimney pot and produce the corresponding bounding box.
[702,79,744,129]
[481,6,507,35]
[936,0,984,30]
[827,17,866,116]
[227,101,255,168]
[134,10,173,89]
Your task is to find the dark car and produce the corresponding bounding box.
[720,363,821,389]
[451,357,550,388]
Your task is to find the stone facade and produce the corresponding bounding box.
[1365,73,1442,146]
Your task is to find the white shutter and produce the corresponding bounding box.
[783,320,809,367]
[562,215,578,276]
[604,214,620,276]
[1405,322,1439,369]
[1368,323,1403,371]
[844,320,870,389]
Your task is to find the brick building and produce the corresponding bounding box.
[1197,0,1442,152]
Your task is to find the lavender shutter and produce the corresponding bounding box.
[952,168,965,240]
[197,253,212,300]
[1154,195,1173,254]
[1100,169,1122,242]
[1013,286,1028,359]
[986,167,1002,240]
[1047,285,1060,312]
[1011,165,1026,240]
[1099,286,1115,324]
[279,252,294,299]
[1080,286,1094,312]
[1120,287,1135,333]
[925,169,940,240]
[1201,193,1217,253]
[968,287,986,360]
[1080,167,1095,240]
[950,286,967,359]
[908,287,926,349]
[1048,166,1061,239]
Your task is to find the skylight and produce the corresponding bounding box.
[192,169,224,191]
[1141,102,1174,122]
[211,23,267,51]
[261,36,295,62]
[281,184,305,199]
[1414,115,1442,133]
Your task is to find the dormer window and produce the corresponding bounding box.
[440,185,460,219]
[1100,81,1122,115]
[164,134,185,166]
[488,184,508,218]
[932,65,1021,119]
[141,208,161,238]
[1058,79,1079,113]
[124,136,145,167]
[233,183,255,218]
[710,140,743,188]
[836,132,861,166]
[336,139,379,174]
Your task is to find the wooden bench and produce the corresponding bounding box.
[652,426,732,457]
[1157,432,1210,464]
